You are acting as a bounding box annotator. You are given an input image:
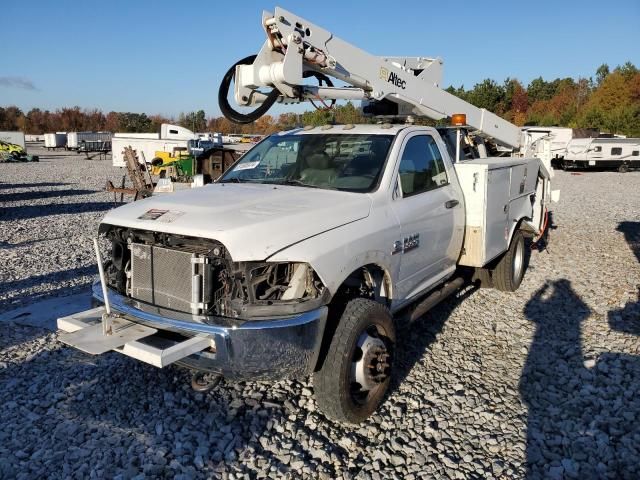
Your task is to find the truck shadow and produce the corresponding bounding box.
[0,188,98,203]
[389,283,478,398]
[520,279,639,479]
[608,221,640,336]
[0,202,115,221]
[0,181,71,190]
[0,266,97,316]
[616,221,640,263]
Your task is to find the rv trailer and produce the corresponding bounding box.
[563,137,640,172]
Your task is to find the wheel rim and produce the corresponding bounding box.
[512,237,524,284]
[350,324,392,405]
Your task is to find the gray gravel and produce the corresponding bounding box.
[1,146,124,314]
[1,150,639,479]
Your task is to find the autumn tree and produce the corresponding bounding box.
[3,61,638,136]
[0,106,24,130]
[510,81,528,126]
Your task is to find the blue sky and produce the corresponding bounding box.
[2,0,639,118]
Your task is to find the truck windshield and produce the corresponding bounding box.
[219,133,394,192]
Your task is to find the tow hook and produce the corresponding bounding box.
[191,371,223,392]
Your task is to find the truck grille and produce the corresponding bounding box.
[130,243,211,313]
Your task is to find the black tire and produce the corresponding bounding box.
[313,298,395,424]
[218,54,280,124]
[492,230,526,292]
[618,164,629,173]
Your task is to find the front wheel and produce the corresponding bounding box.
[492,230,526,292]
[313,298,395,424]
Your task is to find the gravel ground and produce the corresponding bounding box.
[1,149,639,479]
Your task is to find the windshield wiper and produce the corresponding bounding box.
[219,177,245,183]
[281,179,335,189]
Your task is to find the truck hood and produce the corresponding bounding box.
[101,183,372,260]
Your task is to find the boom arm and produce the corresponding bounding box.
[224,7,522,149]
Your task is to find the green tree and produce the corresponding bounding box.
[179,110,207,132]
[466,79,505,112]
[615,61,638,79]
[117,112,153,133]
[527,77,557,103]
[595,64,610,86]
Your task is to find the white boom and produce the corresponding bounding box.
[225,6,522,149]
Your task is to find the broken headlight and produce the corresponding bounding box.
[242,262,324,302]
[230,262,328,317]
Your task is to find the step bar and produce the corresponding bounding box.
[57,307,213,368]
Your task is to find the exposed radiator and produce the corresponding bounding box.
[130,243,211,314]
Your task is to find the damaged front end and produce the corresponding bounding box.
[100,224,330,320]
[71,224,330,380]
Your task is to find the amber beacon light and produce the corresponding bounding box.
[451,113,467,126]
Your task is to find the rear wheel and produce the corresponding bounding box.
[618,164,629,173]
[314,298,395,424]
[492,230,526,292]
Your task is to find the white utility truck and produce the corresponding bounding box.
[58,7,557,423]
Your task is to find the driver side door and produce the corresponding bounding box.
[391,133,463,301]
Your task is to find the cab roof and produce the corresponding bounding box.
[278,124,415,136]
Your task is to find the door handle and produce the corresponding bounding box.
[445,199,459,209]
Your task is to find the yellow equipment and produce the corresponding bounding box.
[149,148,190,176]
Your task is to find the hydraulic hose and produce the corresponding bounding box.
[218,55,280,124]
[219,56,337,123]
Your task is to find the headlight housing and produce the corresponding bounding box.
[230,261,329,318]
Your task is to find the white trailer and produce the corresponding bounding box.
[44,133,67,150]
[0,131,25,149]
[67,132,113,150]
[521,127,573,163]
[563,137,640,172]
[25,134,45,142]
[111,124,198,167]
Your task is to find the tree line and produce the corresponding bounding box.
[1,62,638,137]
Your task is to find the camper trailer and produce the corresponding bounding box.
[521,127,573,164]
[563,137,640,172]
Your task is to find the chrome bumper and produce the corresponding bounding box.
[92,282,328,380]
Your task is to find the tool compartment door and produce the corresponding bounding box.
[484,167,511,263]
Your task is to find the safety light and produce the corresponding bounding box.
[451,114,467,126]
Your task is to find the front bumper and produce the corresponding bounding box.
[91,282,328,381]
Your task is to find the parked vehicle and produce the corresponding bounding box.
[0,140,39,162]
[58,6,557,424]
[44,133,67,150]
[563,137,640,172]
